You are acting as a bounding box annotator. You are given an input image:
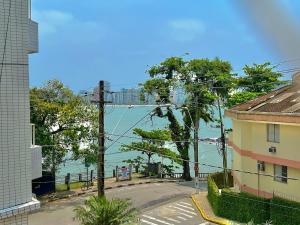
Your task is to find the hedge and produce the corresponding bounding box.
[271,197,300,225]
[207,173,300,225]
[219,190,270,224]
[210,172,234,189]
[207,175,220,215]
[207,173,270,224]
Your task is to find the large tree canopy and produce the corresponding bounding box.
[228,62,286,107]
[30,80,98,177]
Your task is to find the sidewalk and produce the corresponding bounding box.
[192,192,231,225]
[39,175,183,204]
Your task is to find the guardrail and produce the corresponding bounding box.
[161,172,211,181]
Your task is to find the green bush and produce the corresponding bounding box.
[207,172,270,224]
[207,175,220,215]
[210,172,234,189]
[271,197,300,225]
[207,173,300,225]
[219,190,270,224]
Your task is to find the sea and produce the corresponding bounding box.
[57,106,232,179]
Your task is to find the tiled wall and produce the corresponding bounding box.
[0,0,32,213]
[0,214,28,225]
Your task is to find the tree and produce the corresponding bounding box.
[123,156,145,173]
[228,62,286,107]
[183,58,233,181]
[30,80,97,183]
[141,57,194,180]
[121,128,182,176]
[74,196,138,225]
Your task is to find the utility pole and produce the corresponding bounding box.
[98,80,105,197]
[194,108,200,193]
[217,98,228,187]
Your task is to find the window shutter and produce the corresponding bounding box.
[268,124,275,142]
[274,124,280,143]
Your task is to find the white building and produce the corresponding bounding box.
[0,0,42,224]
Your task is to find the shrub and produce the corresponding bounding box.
[219,189,270,224]
[207,175,220,215]
[270,197,300,225]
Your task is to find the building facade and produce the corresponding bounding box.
[0,0,41,224]
[225,73,300,202]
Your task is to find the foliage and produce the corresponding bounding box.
[30,80,98,176]
[121,128,182,166]
[238,62,286,93]
[207,175,220,215]
[228,62,286,108]
[209,172,234,189]
[123,156,145,173]
[74,196,138,225]
[219,190,270,224]
[270,197,300,225]
[207,173,270,224]
[226,92,262,108]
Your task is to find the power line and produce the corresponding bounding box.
[111,139,300,182]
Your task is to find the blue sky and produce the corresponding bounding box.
[29,0,299,92]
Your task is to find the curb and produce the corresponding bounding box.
[44,179,182,203]
[191,194,229,225]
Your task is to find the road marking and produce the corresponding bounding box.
[174,203,195,211]
[169,206,197,215]
[176,216,187,221]
[199,223,209,225]
[176,212,193,218]
[142,215,174,225]
[140,219,158,225]
[164,217,180,223]
[179,202,192,206]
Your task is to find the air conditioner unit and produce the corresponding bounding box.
[257,161,265,171]
[269,146,276,153]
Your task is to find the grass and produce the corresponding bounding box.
[56,182,85,191]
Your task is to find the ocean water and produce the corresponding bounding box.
[58,106,232,178]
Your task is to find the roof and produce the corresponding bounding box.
[225,73,300,123]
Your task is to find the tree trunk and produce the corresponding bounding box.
[51,148,56,192]
[147,154,151,177]
[182,159,192,181]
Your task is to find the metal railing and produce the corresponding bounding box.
[161,172,211,180]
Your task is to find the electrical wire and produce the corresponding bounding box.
[110,139,300,182]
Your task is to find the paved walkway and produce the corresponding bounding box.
[192,192,230,225]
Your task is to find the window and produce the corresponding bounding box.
[274,165,287,183]
[267,124,280,143]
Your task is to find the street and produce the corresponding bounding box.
[29,182,212,225]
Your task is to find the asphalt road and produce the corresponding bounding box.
[29,181,211,225]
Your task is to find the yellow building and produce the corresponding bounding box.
[225,73,300,202]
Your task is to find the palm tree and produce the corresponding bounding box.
[74,196,138,225]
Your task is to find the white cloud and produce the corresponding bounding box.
[168,19,206,42]
[32,9,74,34]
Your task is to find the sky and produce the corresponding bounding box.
[29,0,300,92]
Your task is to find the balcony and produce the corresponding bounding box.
[30,124,42,180]
[28,19,39,54]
